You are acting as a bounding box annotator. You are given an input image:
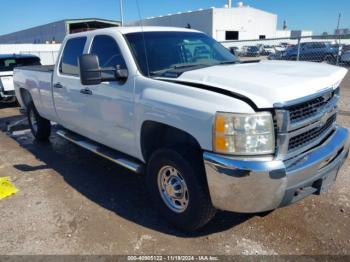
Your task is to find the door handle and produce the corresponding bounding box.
[80,88,92,95]
[54,83,64,89]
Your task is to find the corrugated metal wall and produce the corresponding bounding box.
[0,21,66,44]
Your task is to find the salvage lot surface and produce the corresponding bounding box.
[1,71,350,255]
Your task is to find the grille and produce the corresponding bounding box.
[288,114,336,151]
[287,91,335,123]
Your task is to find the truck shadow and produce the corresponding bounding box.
[9,126,254,237]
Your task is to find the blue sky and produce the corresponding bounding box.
[0,0,349,35]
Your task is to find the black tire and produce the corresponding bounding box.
[146,147,216,231]
[323,55,336,65]
[27,101,51,141]
[288,55,297,61]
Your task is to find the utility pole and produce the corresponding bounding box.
[336,13,341,34]
[119,0,124,26]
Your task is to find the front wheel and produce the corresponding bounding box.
[146,148,216,231]
[27,101,51,141]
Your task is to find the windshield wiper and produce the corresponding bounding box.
[217,60,240,65]
[150,63,211,77]
[173,63,209,69]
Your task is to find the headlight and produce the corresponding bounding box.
[213,112,275,155]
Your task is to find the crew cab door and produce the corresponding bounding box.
[79,34,136,156]
[52,36,89,133]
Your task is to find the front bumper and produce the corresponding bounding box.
[203,126,349,213]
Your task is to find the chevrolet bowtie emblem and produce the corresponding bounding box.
[319,111,329,126]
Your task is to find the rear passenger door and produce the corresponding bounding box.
[52,37,88,134]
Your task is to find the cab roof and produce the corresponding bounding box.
[66,26,202,38]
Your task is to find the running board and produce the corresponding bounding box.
[56,129,144,174]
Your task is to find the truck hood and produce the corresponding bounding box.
[173,60,348,108]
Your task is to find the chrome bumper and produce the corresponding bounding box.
[203,126,349,213]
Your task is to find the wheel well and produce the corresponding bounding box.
[20,88,33,108]
[141,121,202,161]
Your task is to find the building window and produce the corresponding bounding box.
[259,35,266,39]
[225,31,239,40]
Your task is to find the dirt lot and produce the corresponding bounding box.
[1,72,350,256]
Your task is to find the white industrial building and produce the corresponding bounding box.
[0,18,121,44]
[129,1,312,42]
[0,18,121,65]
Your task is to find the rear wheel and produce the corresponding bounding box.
[27,101,51,141]
[146,147,216,231]
[323,55,336,65]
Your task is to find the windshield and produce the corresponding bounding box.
[0,57,40,72]
[125,31,238,77]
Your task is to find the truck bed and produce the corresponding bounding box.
[16,65,54,72]
[14,65,57,122]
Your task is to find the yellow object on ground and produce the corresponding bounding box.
[0,177,19,200]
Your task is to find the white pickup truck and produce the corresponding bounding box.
[0,54,41,102]
[13,27,349,231]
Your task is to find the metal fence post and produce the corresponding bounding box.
[336,35,341,66]
[336,13,341,66]
[296,37,301,61]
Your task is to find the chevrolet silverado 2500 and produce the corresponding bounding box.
[13,27,349,231]
[0,54,41,102]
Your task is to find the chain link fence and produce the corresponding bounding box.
[221,35,350,67]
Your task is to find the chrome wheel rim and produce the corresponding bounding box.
[29,110,38,134]
[157,166,189,213]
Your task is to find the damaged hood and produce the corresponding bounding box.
[173,60,348,108]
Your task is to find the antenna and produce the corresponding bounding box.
[119,0,124,26]
[136,0,151,77]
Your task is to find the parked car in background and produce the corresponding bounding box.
[243,46,260,57]
[282,42,337,63]
[280,42,290,47]
[240,46,249,56]
[341,50,350,65]
[267,51,283,60]
[274,45,287,52]
[260,45,276,55]
[0,54,41,103]
[229,46,240,56]
[343,45,350,52]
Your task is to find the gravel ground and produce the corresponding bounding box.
[0,70,350,256]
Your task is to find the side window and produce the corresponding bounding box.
[90,35,127,78]
[60,37,87,76]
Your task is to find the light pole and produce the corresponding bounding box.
[120,0,124,26]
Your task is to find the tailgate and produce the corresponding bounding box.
[0,75,14,91]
